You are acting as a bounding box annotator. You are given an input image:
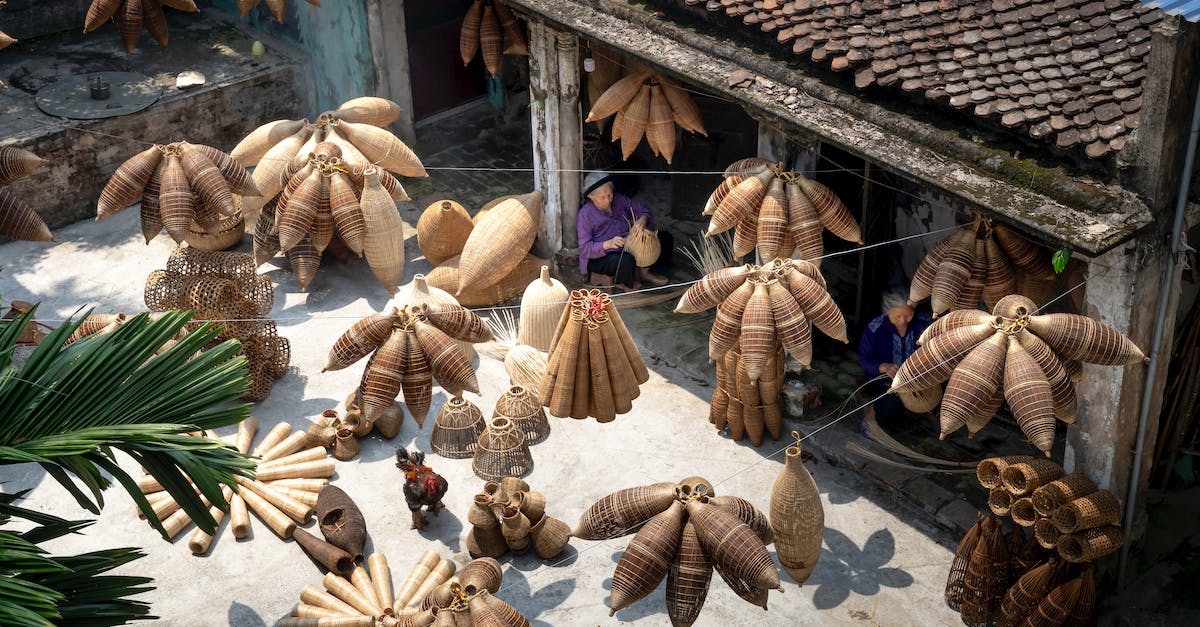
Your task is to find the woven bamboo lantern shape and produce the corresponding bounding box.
[908,219,1052,317]
[0,146,52,242]
[143,245,288,401]
[472,417,533,482]
[83,0,204,53]
[281,548,531,627]
[324,303,491,429]
[517,266,568,351]
[575,477,780,623]
[890,294,1147,456]
[459,0,529,77]
[701,158,862,263]
[96,141,256,250]
[538,289,650,422]
[585,70,706,163]
[624,217,662,267]
[417,199,474,265]
[133,418,336,554]
[431,396,486,459]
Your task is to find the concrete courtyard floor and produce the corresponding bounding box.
[0,205,961,625]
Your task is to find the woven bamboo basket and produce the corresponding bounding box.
[1003,337,1059,455]
[413,317,479,397]
[976,456,1035,489]
[324,311,399,372]
[988,487,1013,516]
[417,200,473,266]
[334,96,402,127]
[624,218,661,267]
[890,322,995,393]
[529,514,572,559]
[941,330,1007,439]
[315,486,367,564]
[586,70,651,123]
[472,417,533,482]
[770,442,824,585]
[645,83,676,163]
[493,385,550,445]
[993,223,1051,278]
[1034,518,1061,549]
[1010,498,1040,527]
[796,175,862,245]
[610,501,686,615]
[518,266,568,351]
[1026,312,1147,366]
[708,168,773,237]
[431,396,485,459]
[244,126,310,218]
[930,228,977,316]
[998,558,1064,627]
[666,520,712,626]
[1001,459,1064,496]
[359,168,406,296]
[427,253,545,307]
[97,145,161,218]
[781,265,848,343]
[945,514,984,611]
[456,190,543,295]
[501,344,546,391]
[392,274,473,360]
[687,498,780,592]
[674,264,753,314]
[1032,472,1097,516]
[573,482,677,540]
[1052,490,1121,534]
[659,75,706,135]
[1070,565,1097,623]
[959,516,1009,625]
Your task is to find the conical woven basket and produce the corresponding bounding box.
[431,397,486,459]
[518,266,568,351]
[456,191,543,295]
[770,442,824,585]
[493,385,551,446]
[945,514,984,612]
[417,200,474,266]
[471,417,533,482]
[428,253,546,307]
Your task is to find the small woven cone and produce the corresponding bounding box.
[368,555,395,621]
[1016,331,1078,424]
[1001,459,1064,496]
[278,170,321,252]
[945,514,984,611]
[457,191,543,294]
[253,198,281,266]
[98,145,161,218]
[494,1,528,54]
[646,84,676,163]
[230,119,304,166]
[294,528,355,576]
[180,146,236,218]
[139,164,165,243]
[505,344,548,390]
[708,495,773,545]
[417,200,473,265]
[782,266,848,342]
[609,500,686,615]
[349,565,386,615]
[159,154,195,243]
[890,322,995,393]
[459,0,483,64]
[732,201,759,259]
[981,237,1016,309]
[908,235,955,303]
[783,180,822,263]
[360,329,405,425]
[457,556,503,596]
[322,572,379,617]
[360,168,407,296]
[977,455,1035,489]
[501,505,533,553]
[573,482,677,540]
[423,302,492,343]
[432,396,485,459]
[0,188,49,241]
[755,177,788,260]
[1032,472,1097,517]
[709,168,773,237]
[1003,337,1059,455]
[1023,574,1084,624]
[337,120,426,178]
[739,281,777,382]
[472,417,533,482]
[988,486,1013,516]
[328,171,365,255]
[286,237,321,291]
[659,76,707,135]
[255,459,336,481]
[1052,490,1121,534]
[941,331,1007,439]
[1034,518,1061,549]
[299,583,360,617]
[474,590,530,627]
[998,558,1064,627]
[325,311,399,372]
[959,516,1009,625]
[115,0,143,53]
[587,70,652,122]
[993,223,1050,277]
[771,442,824,585]
[674,264,753,314]
[414,317,479,396]
[1026,312,1146,366]
[797,175,861,244]
[245,126,310,218]
[703,177,731,216]
[735,359,764,445]
[480,5,503,76]
[518,266,568,350]
[409,560,457,609]
[918,309,994,345]
[335,96,403,127]
[494,385,551,445]
[930,228,976,316]
[687,498,781,592]
[604,299,649,384]
[393,550,440,608]
[666,520,712,626]
[316,486,368,564]
[709,281,754,361]
[598,318,639,415]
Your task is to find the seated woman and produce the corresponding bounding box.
[576,171,674,290]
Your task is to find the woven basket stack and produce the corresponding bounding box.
[0,146,52,242]
[144,245,289,401]
[702,157,862,263]
[585,70,707,163]
[890,294,1147,455]
[574,477,780,624]
[465,477,571,561]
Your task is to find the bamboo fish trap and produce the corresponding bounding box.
[417,200,474,265]
[459,0,529,76]
[892,294,1147,456]
[0,146,53,242]
[770,437,824,586]
[281,549,532,627]
[538,289,650,422]
[517,266,568,351]
[133,418,336,554]
[83,0,205,52]
[586,70,707,163]
[575,477,780,622]
[455,191,543,296]
[708,342,786,445]
[700,158,861,263]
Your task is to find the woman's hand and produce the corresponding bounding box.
[603,236,626,251]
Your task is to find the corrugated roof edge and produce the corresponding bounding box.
[1141,1,1200,22]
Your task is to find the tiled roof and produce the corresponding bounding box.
[680,0,1168,159]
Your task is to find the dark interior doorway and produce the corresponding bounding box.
[405,0,489,121]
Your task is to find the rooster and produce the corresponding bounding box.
[395,448,448,530]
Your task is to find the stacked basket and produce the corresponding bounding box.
[464,477,571,561]
[459,0,528,76]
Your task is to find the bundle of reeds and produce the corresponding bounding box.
[459,0,528,77]
[908,219,1053,316]
[324,304,491,429]
[485,308,549,390]
[0,146,52,242]
[538,289,650,422]
[132,418,336,555]
[574,477,780,624]
[465,477,571,561]
[585,71,707,163]
[892,294,1147,455]
[700,158,861,263]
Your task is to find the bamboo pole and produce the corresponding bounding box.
[188,486,234,554]
[367,553,393,615]
[300,584,361,616]
[262,431,310,462]
[238,485,297,538]
[231,417,258,539]
[256,459,337,481]
[253,422,293,457]
[259,446,329,469]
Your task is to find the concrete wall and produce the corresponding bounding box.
[0,0,92,41]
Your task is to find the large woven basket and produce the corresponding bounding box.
[471,417,533,482]
[493,385,550,446]
[431,396,486,459]
[624,217,661,267]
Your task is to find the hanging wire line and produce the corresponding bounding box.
[1033,279,1088,313]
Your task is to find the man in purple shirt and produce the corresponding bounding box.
[577,172,674,290]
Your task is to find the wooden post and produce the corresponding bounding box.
[364,0,418,145]
[528,19,564,257]
[557,31,583,250]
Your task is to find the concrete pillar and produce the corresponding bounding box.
[365,0,417,145]
[756,121,791,165]
[528,19,563,257]
[556,32,582,250]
